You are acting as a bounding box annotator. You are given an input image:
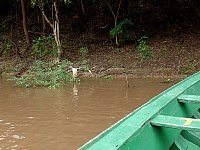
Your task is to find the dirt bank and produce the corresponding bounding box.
[1,33,200,79]
[77,33,200,78]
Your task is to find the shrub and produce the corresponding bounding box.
[136,36,153,60]
[12,60,78,88]
[0,39,13,56]
[31,35,57,58]
[110,19,134,45]
[79,47,88,58]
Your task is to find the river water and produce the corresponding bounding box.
[0,78,177,150]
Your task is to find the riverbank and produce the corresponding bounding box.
[89,33,199,78]
[0,33,200,80]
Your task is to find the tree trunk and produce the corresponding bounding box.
[37,1,62,62]
[54,2,62,62]
[114,17,119,46]
[80,0,85,15]
[42,14,46,34]
[21,0,30,48]
[104,0,122,46]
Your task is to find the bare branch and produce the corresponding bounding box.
[116,0,123,18]
[80,0,85,15]
[104,0,116,18]
[37,0,53,28]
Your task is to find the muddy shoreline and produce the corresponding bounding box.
[1,33,199,81]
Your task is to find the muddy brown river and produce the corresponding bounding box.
[0,78,177,150]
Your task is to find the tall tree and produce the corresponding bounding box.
[32,0,62,62]
[21,0,30,49]
[104,0,123,46]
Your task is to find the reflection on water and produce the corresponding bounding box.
[0,78,177,150]
[72,84,79,103]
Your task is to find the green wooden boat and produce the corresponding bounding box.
[79,72,200,150]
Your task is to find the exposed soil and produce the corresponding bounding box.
[63,32,200,78]
[1,32,200,79]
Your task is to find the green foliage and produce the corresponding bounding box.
[63,0,72,4]
[12,60,78,88]
[103,75,113,80]
[110,19,133,36]
[110,19,134,44]
[30,0,36,7]
[31,0,50,7]
[0,39,13,56]
[136,36,153,60]
[31,35,57,58]
[80,60,90,71]
[3,63,22,73]
[31,0,73,7]
[79,47,88,58]
[110,25,123,37]
[3,40,13,51]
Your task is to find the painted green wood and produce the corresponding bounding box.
[194,110,200,119]
[177,94,200,103]
[170,143,180,150]
[173,135,200,150]
[171,112,200,149]
[151,115,200,132]
[181,131,200,147]
[79,71,200,150]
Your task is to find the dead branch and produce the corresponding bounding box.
[104,0,116,18]
[80,0,85,15]
[37,0,53,28]
[28,31,45,35]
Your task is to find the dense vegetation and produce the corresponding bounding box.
[1,0,200,87]
[1,0,200,55]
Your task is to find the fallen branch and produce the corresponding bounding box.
[28,31,45,35]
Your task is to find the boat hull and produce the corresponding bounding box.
[79,72,200,150]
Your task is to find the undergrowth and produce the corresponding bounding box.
[137,36,153,60]
[31,35,57,58]
[12,59,82,88]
